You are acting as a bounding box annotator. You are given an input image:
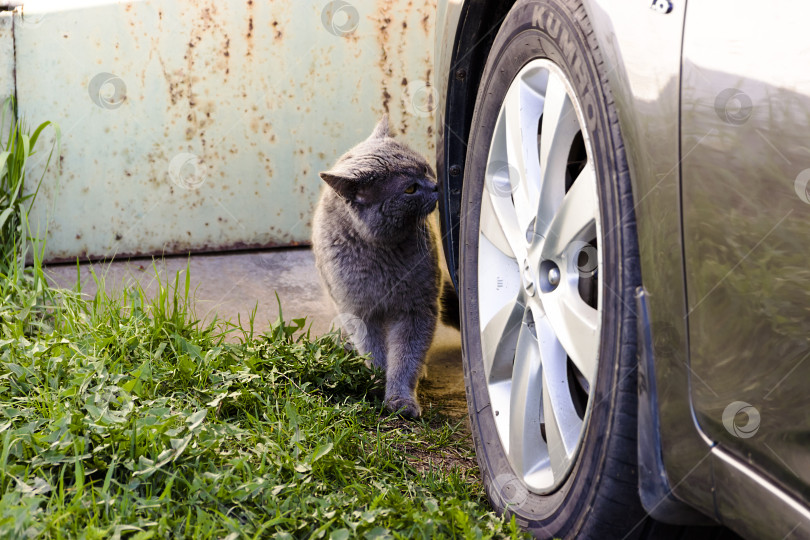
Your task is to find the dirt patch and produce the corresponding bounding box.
[404,445,477,476]
[377,415,479,478]
[420,325,468,424]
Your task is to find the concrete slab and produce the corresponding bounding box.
[45,248,467,419]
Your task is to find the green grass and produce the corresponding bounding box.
[0,97,58,274]
[0,106,527,538]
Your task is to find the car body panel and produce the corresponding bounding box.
[681,0,810,515]
[434,0,810,533]
[582,0,719,517]
[712,447,810,538]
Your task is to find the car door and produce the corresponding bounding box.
[680,0,810,510]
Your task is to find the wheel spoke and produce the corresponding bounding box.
[480,181,519,259]
[541,355,581,482]
[503,80,542,234]
[538,313,584,454]
[541,288,600,386]
[541,164,598,260]
[537,72,580,235]
[508,316,545,480]
[480,291,524,383]
[478,228,522,385]
[484,170,529,263]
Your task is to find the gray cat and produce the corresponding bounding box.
[312,115,440,418]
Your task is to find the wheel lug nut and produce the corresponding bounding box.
[548,267,560,287]
[539,260,561,293]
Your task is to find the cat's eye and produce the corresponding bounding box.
[404,183,417,194]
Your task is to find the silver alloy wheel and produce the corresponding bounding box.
[477,59,603,494]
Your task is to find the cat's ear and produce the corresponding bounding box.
[319,171,359,200]
[369,115,390,140]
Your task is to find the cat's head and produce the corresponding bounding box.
[319,115,437,240]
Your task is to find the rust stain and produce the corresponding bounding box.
[382,87,391,113]
[245,0,254,55]
[373,0,396,115]
[371,0,436,135]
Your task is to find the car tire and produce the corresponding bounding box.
[458,1,728,538]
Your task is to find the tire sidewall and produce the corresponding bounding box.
[459,0,632,534]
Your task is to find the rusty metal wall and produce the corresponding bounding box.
[0,11,13,137]
[8,0,436,261]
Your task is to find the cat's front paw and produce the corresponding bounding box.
[384,395,422,419]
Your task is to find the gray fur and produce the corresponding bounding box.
[312,115,440,418]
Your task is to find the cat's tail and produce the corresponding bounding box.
[439,278,460,330]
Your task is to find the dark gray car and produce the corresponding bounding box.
[432,0,810,538]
